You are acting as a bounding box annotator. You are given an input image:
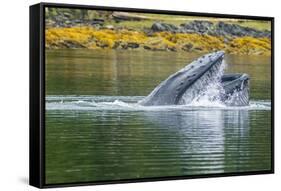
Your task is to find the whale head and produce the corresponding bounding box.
[140,51,225,106]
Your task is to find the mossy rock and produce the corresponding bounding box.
[182,43,193,51]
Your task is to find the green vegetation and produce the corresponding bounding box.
[231,20,271,31]
[46,8,271,30]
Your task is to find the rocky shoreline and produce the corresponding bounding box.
[150,21,271,38]
[46,20,271,55]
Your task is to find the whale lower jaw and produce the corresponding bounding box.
[221,73,250,106]
[224,87,249,106]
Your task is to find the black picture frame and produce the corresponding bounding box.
[30,2,275,188]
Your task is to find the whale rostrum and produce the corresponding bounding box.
[139,51,249,106]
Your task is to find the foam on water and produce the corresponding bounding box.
[46,95,271,111]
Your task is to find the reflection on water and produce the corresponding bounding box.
[144,109,251,173]
[46,49,271,100]
[45,50,272,184]
[45,96,271,184]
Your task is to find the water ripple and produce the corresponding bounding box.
[46,95,271,111]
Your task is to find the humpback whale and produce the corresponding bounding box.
[139,51,249,106]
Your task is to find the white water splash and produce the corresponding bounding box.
[46,95,271,111]
[180,60,227,106]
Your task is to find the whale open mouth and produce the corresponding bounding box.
[140,51,250,106]
[177,52,225,104]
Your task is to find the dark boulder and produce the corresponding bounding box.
[180,20,214,34]
[120,42,140,49]
[112,12,147,22]
[217,21,270,37]
[90,18,104,26]
[151,22,179,33]
[61,40,86,48]
[182,43,193,51]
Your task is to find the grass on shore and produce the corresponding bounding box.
[103,12,271,31]
[102,19,271,31]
